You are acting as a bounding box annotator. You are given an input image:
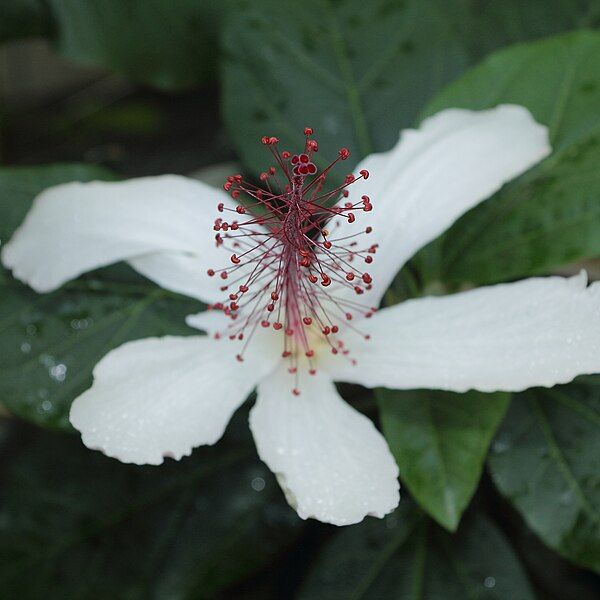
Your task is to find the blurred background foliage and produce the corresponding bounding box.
[0,0,599,598]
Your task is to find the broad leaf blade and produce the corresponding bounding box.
[222,0,594,174]
[418,30,600,286]
[0,418,302,598]
[488,378,600,573]
[378,389,509,530]
[299,503,535,599]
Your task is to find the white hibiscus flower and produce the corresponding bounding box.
[4,105,600,526]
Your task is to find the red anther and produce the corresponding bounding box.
[270,292,279,301]
[231,222,239,230]
[220,286,228,292]
[346,312,353,320]
[229,293,238,300]
[269,136,279,144]
[282,350,291,357]
[261,136,270,145]
[220,271,228,279]
[282,151,291,159]
[322,326,331,335]
[339,147,350,160]
[267,303,275,312]
[345,202,353,209]
[285,328,294,336]
[261,320,270,328]
[289,367,297,374]
[331,325,339,333]
[366,226,373,233]
[236,205,246,214]
[291,154,299,165]
[362,273,372,284]
[230,302,239,310]
[300,256,311,267]
[299,153,309,164]
[236,354,244,362]
[361,195,370,203]
[307,163,317,174]
[345,174,355,184]
[365,334,371,340]
[222,222,229,231]
[346,272,355,281]
[354,286,364,294]
[308,274,318,283]
[260,172,269,181]
[269,166,276,175]
[223,182,232,191]
[239,284,249,292]
[364,203,372,212]
[347,213,356,223]
[299,164,309,175]
[307,140,318,151]
[365,255,373,263]
[331,348,339,355]
[321,274,331,287]
[273,322,283,330]
[304,127,313,135]
[217,202,225,212]
[368,246,377,254]
[360,169,369,179]
[292,388,301,396]
[309,368,317,375]
[231,190,240,199]
[233,174,242,183]
[323,240,332,249]
[231,254,241,264]
[207,269,215,277]
[238,333,244,340]
[293,165,300,176]
[342,189,349,198]
[305,350,314,358]
[303,317,312,325]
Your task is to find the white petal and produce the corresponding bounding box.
[1,175,237,302]
[325,273,600,393]
[333,105,550,305]
[70,334,280,465]
[250,366,399,525]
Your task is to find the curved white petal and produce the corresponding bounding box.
[1,175,239,302]
[70,334,280,465]
[325,273,600,393]
[332,105,550,305]
[250,366,399,526]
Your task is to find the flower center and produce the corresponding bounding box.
[207,128,377,394]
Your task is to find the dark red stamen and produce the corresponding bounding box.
[208,129,375,393]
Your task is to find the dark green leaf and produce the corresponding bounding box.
[0,1,226,89]
[378,388,509,530]
[418,30,600,286]
[0,164,202,429]
[0,417,302,599]
[488,377,600,573]
[0,0,50,41]
[299,502,535,599]
[222,0,595,175]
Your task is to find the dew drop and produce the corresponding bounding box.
[251,477,266,492]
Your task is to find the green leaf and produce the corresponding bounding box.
[377,388,509,530]
[299,502,535,599]
[418,30,600,286]
[1,1,226,89]
[0,416,302,598]
[0,164,202,429]
[488,377,600,573]
[222,0,594,175]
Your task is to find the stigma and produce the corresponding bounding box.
[207,128,377,393]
